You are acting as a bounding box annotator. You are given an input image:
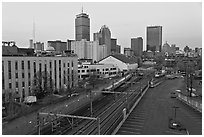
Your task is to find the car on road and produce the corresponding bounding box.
[71,93,79,97]
[166,74,176,79]
[138,72,144,76]
[169,118,186,131]
[170,92,177,98]
[175,90,181,93]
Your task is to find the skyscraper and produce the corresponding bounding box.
[94,25,111,55]
[75,11,90,41]
[146,26,162,52]
[111,38,117,53]
[131,37,143,57]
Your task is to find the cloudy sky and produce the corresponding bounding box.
[2,2,202,51]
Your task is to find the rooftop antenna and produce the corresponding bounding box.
[82,5,83,13]
[33,17,36,51]
[33,17,35,43]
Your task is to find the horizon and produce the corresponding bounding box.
[2,2,202,52]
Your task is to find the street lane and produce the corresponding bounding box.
[116,78,202,135]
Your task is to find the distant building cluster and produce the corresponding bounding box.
[2,8,202,104]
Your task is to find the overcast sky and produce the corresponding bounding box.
[2,2,202,52]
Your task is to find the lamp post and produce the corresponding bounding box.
[172,106,179,121]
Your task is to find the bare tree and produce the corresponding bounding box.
[31,71,54,99]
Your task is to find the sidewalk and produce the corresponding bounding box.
[2,76,125,135]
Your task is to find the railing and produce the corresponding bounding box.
[177,93,202,113]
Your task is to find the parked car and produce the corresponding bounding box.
[170,92,177,98]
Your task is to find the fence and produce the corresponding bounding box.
[177,93,202,113]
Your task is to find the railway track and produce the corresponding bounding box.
[40,93,115,135]
[66,76,150,135]
[37,73,152,135]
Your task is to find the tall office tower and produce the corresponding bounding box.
[75,11,90,41]
[94,25,111,56]
[116,45,121,54]
[99,25,111,55]
[146,26,162,52]
[111,38,117,53]
[131,37,143,57]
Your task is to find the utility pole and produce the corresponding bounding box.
[190,73,193,97]
[90,90,93,117]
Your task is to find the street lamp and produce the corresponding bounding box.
[172,106,179,121]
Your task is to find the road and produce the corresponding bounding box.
[116,78,202,135]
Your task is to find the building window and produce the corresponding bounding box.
[2,80,5,90]
[71,61,74,67]
[22,89,25,99]
[28,81,31,86]
[59,60,61,66]
[28,61,30,70]
[64,63,65,68]
[44,64,47,72]
[50,61,52,69]
[16,82,18,88]
[28,72,31,79]
[82,70,85,73]
[16,72,18,79]
[8,61,12,79]
[64,70,66,84]
[78,70,80,73]
[15,61,18,70]
[68,62,70,67]
[39,63,42,73]
[33,61,36,74]
[9,83,12,89]
[67,68,70,74]
[54,60,57,88]
[2,61,4,89]
[22,82,25,87]
[21,61,24,70]
[28,88,31,96]
[22,72,25,78]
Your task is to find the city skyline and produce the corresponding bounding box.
[2,2,202,52]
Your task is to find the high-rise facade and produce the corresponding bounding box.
[131,37,143,57]
[124,48,134,56]
[146,26,162,52]
[75,12,90,41]
[94,25,111,56]
[71,39,107,62]
[111,38,117,53]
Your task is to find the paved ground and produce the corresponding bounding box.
[2,76,125,135]
[116,78,202,135]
